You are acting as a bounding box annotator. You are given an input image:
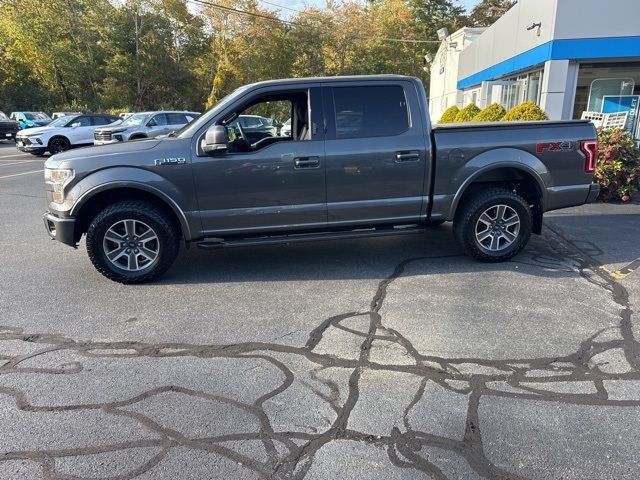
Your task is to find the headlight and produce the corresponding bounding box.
[45,168,74,203]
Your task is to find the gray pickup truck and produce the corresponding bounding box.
[43,75,599,283]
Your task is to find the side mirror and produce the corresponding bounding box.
[202,125,229,154]
[71,122,80,128]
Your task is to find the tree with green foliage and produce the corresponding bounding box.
[467,0,515,27]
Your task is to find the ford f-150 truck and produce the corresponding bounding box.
[43,75,600,283]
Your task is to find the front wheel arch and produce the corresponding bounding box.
[73,186,187,244]
[48,135,71,153]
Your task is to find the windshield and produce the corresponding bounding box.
[48,115,79,127]
[120,113,151,127]
[0,112,8,121]
[24,112,50,121]
[176,85,253,138]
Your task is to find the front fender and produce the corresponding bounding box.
[447,147,550,219]
[63,167,196,241]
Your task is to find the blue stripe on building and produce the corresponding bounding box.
[457,36,640,89]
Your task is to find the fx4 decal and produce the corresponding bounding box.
[536,141,573,154]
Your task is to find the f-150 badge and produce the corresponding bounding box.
[154,157,187,166]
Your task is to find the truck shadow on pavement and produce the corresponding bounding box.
[162,225,591,285]
[0,224,638,478]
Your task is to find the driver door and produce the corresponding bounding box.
[65,116,94,145]
[191,85,326,236]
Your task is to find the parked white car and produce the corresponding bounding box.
[16,114,120,155]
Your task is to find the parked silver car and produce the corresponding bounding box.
[93,111,199,145]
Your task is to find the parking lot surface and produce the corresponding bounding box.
[1,142,639,479]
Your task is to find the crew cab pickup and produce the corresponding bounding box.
[43,75,599,283]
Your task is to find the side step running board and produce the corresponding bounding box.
[196,226,427,250]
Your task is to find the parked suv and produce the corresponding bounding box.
[16,114,120,155]
[93,111,199,145]
[0,111,19,141]
[10,111,51,129]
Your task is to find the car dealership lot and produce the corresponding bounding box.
[1,142,639,479]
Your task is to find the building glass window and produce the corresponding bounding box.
[573,62,640,137]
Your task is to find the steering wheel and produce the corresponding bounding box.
[235,121,248,142]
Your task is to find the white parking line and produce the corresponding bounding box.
[0,153,34,159]
[0,169,44,179]
[0,160,44,167]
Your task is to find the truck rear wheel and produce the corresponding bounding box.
[86,201,180,283]
[453,188,531,263]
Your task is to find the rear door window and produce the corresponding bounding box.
[331,85,409,139]
[166,113,188,125]
[91,116,112,126]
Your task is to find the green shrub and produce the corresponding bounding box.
[594,128,640,202]
[439,105,460,124]
[472,103,506,122]
[454,104,481,122]
[501,101,548,121]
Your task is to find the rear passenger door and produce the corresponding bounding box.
[322,81,428,226]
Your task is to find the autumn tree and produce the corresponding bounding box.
[467,0,515,27]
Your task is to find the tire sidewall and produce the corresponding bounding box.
[87,206,177,283]
[462,192,532,261]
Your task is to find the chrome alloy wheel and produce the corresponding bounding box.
[475,204,521,252]
[102,219,160,271]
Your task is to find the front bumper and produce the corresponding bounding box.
[586,183,600,203]
[0,131,17,140]
[93,138,121,146]
[43,212,77,247]
[16,138,45,152]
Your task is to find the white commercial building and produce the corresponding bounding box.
[429,0,640,136]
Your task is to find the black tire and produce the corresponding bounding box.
[86,201,180,284]
[48,137,70,155]
[453,188,531,263]
[29,149,47,156]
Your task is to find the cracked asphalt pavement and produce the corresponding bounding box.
[1,142,639,479]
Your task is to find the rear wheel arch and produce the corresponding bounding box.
[452,166,545,234]
[72,185,190,243]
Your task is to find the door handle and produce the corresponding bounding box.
[395,151,421,163]
[294,156,320,169]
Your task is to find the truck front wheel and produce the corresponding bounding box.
[453,188,532,262]
[86,201,180,283]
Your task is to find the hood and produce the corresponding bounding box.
[46,138,164,170]
[95,126,128,134]
[18,126,55,136]
[28,119,51,127]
